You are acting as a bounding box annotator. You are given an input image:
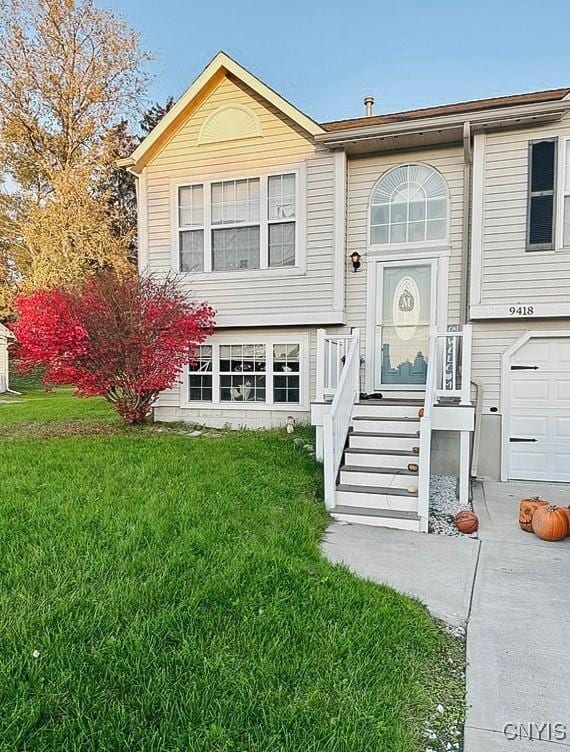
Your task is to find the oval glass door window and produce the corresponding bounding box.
[393,276,420,341]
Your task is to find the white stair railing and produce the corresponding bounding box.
[417,334,437,533]
[316,329,354,402]
[433,325,473,404]
[322,329,360,510]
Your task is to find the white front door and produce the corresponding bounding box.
[374,261,436,389]
[507,336,570,482]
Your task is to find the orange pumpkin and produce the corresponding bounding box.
[418,408,424,418]
[519,497,548,533]
[560,506,570,536]
[455,510,479,534]
[531,505,569,541]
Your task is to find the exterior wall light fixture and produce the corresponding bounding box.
[350,251,362,272]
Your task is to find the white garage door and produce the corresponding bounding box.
[508,336,570,482]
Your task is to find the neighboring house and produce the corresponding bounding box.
[0,323,14,393]
[120,52,570,531]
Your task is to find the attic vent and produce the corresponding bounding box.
[198,104,262,145]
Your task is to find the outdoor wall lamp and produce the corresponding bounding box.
[350,251,362,272]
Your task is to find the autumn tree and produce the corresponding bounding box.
[0,0,150,315]
[12,272,216,423]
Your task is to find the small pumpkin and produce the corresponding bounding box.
[519,497,548,533]
[531,504,569,542]
[418,408,424,418]
[455,510,479,534]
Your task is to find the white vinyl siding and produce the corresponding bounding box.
[473,114,570,312]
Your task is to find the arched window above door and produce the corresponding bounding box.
[370,164,448,246]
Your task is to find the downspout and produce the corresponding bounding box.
[460,121,472,324]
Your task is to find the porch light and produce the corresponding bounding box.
[350,251,362,272]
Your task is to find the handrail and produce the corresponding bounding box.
[417,334,437,532]
[322,329,360,510]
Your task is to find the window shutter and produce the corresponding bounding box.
[527,139,557,250]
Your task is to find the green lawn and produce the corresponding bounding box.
[0,386,464,751]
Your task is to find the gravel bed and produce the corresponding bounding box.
[429,474,474,538]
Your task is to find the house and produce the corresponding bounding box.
[120,52,570,531]
[0,323,14,393]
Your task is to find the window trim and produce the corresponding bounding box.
[172,166,305,277]
[526,137,558,252]
[367,162,450,252]
[557,136,570,251]
[180,333,310,411]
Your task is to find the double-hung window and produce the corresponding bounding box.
[527,139,557,250]
[177,172,298,272]
[186,339,305,407]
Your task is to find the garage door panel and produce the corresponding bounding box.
[511,378,549,402]
[555,380,570,401]
[510,415,548,437]
[508,336,570,483]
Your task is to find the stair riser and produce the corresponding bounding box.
[352,419,419,434]
[339,470,417,488]
[332,512,421,532]
[335,490,418,512]
[353,405,420,419]
[370,391,425,400]
[350,435,419,452]
[344,451,414,469]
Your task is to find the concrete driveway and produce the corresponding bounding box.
[465,481,570,751]
[322,480,570,751]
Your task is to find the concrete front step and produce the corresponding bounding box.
[353,403,422,419]
[352,416,420,435]
[339,464,418,489]
[331,505,421,531]
[344,447,418,469]
[336,484,418,512]
[349,431,419,452]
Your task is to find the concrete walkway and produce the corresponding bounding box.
[465,481,570,751]
[322,480,570,751]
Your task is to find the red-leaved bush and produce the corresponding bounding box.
[11,273,215,423]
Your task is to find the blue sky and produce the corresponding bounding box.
[109,0,570,122]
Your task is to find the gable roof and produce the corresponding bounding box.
[122,52,324,173]
[321,87,570,132]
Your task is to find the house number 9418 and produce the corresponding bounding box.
[508,305,535,316]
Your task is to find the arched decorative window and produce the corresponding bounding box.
[370,164,448,246]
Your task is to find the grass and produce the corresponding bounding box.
[0,385,464,751]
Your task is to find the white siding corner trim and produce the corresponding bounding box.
[469,131,485,307]
[137,167,149,273]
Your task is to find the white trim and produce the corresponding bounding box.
[556,135,570,250]
[171,165,306,277]
[126,52,324,171]
[470,131,485,306]
[470,302,570,319]
[366,162,451,251]
[180,332,310,411]
[500,329,570,481]
[197,103,263,145]
[364,254,448,392]
[333,150,346,312]
[215,311,345,327]
[137,168,149,273]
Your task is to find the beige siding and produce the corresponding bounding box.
[0,336,8,392]
[478,114,570,305]
[344,146,465,332]
[144,73,338,324]
[471,319,570,411]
